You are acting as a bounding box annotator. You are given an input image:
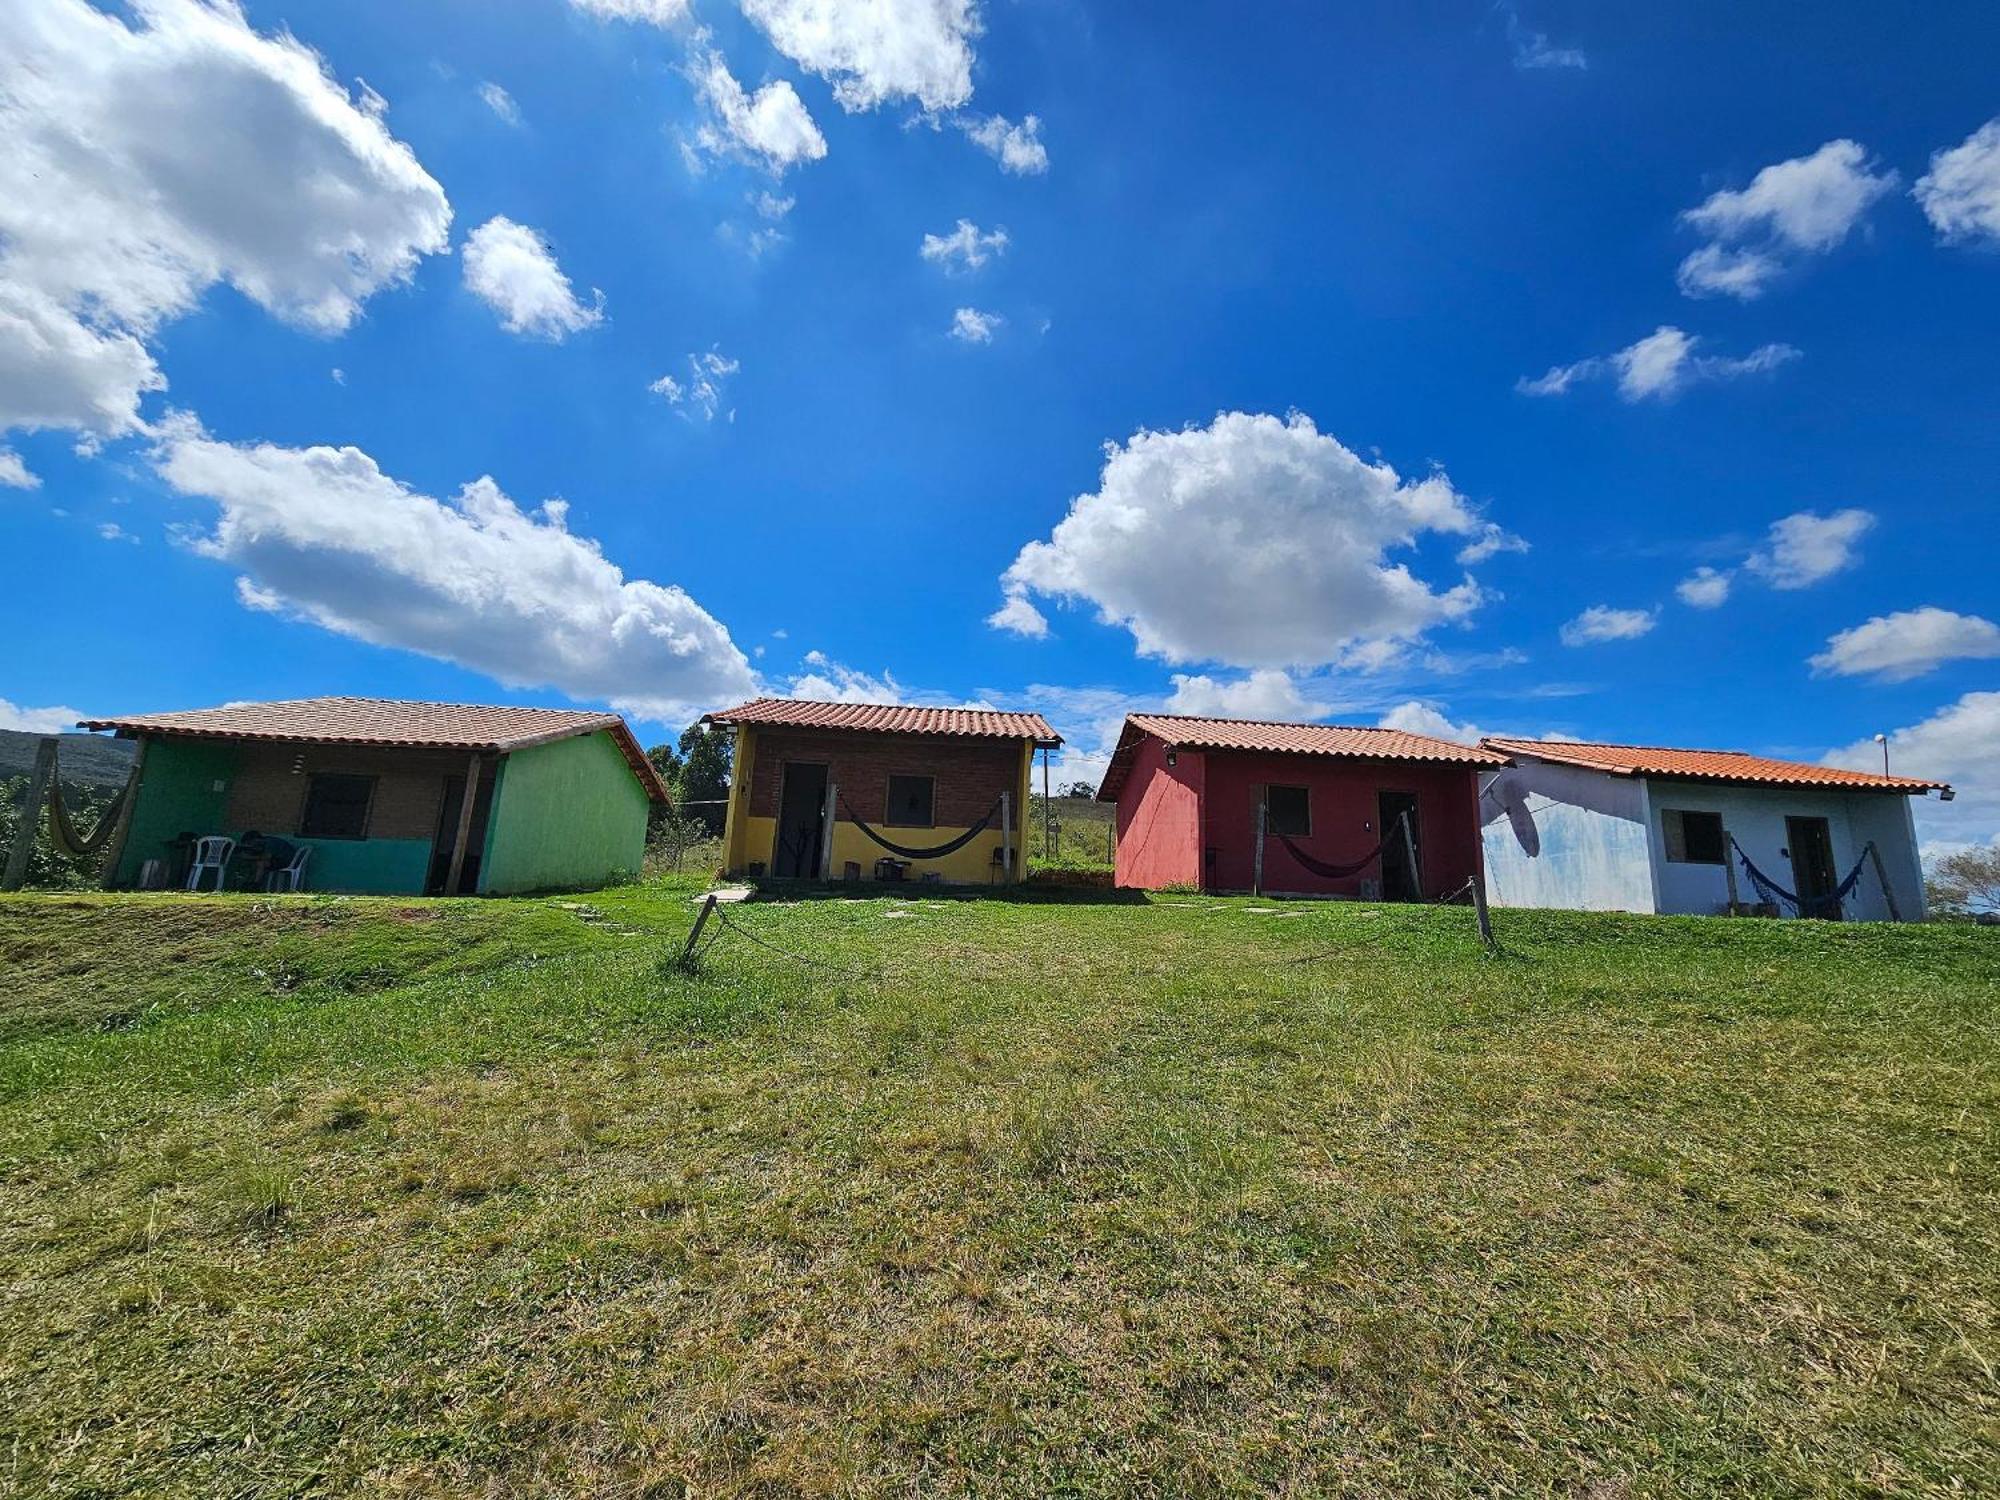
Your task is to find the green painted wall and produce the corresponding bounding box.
[292,838,432,895]
[115,738,237,885]
[479,731,649,894]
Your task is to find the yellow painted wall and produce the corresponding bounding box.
[720,737,1039,885]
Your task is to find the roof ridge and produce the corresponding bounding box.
[1487,735,1754,757]
[1136,711,1401,732]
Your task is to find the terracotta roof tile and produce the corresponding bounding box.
[703,697,1061,745]
[1099,713,1504,800]
[1481,736,1949,793]
[79,697,671,802]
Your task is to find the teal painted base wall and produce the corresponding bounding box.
[115,739,238,886]
[479,731,649,894]
[292,838,432,895]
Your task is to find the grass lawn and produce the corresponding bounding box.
[2,882,1996,1496]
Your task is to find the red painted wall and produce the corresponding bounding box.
[1113,737,1204,888]
[1113,737,1484,898]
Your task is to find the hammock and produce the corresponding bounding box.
[43,743,134,860]
[838,796,1003,861]
[1271,811,1407,881]
[1732,836,1870,918]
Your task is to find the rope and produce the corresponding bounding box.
[838,796,1001,861]
[1731,836,1870,918]
[710,906,883,978]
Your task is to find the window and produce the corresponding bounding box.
[1262,784,1310,837]
[300,773,376,839]
[885,774,935,828]
[1662,808,1726,864]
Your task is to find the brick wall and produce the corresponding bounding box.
[224,743,475,842]
[746,729,1021,826]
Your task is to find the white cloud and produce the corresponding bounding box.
[0,0,451,439]
[1455,523,1529,565]
[478,81,522,126]
[985,591,1049,638]
[96,521,139,545]
[462,217,605,341]
[1677,140,1895,299]
[1560,605,1657,646]
[738,0,979,114]
[1810,607,2000,682]
[1518,326,1799,401]
[949,307,1003,343]
[1164,670,1325,722]
[650,347,739,421]
[567,0,692,23]
[330,367,346,385]
[991,411,1500,669]
[1377,700,1484,744]
[959,113,1049,175]
[0,448,40,490]
[921,219,1009,272]
[1743,507,1873,589]
[0,697,87,734]
[1824,692,2000,848]
[148,416,758,724]
[1915,118,2000,245]
[1501,4,1586,70]
[691,47,827,175]
[788,651,908,703]
[1675,566,1733,608]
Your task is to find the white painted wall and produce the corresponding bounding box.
[1481,758,1931,921]
[1479,760,1656,912]
[1642,778,1925,921]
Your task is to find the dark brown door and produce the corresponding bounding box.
[772,762,828,877]
[1378,790,1422,902]
[427,769,496,894]
[1786,816,1841,919]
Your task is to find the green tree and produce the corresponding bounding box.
[1927,845,2000,920]
[675,723,732,836]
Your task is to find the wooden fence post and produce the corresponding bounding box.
[680,893,718,967]
[2,737,57,892]
[819,781,837,880]
[1000,791,1012,881]
[443,753,482,896]
[1399,811,1422,902]
[96,737,148,889]
[1252,801,1265,897]
[1866,841,1901,923]
[1470,868,1498,955]
[1721,824,1741,915]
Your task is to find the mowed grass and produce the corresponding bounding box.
[1,883,1996,1497]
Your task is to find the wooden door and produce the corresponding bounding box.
[772,762,828,877]
[1785,816,1841,920]
[1378,790,1422,902]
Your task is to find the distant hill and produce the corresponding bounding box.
[0,730,137,789]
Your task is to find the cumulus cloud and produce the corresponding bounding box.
[690,45,827,174]
[0,448,40,490]
[738,0,979,113]
[959,113,1049,174]
[568,0,691,23]
[478,81,522,126]
[1518,326,1799,401]
[1675,565,1733,608]
[1377,700,1485,744]
[787,651,909,703]
[1560,605,1657,646]
[1744,507,1873,589]
[991,412,1501,669]
[1809,607,2000,682]
[461,217,605,340]
[0,697,88,734]
[0,0,451,440]
[1914,119,2000,245]
[1455,523,1529,565]
[921,219,1009,272]
[650,348,740,421]
[949,307,1003,343]
[97,521,140,545]
[985,592,1048,638]
[148,416,757,724]
[1824,692,2000,848]
[1164,670,1327,722]
[1677,140,1895,299]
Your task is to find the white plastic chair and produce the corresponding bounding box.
[264,845,311,893]
[185,836,235,892]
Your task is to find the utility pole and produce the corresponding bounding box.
[1873,732,1889,777]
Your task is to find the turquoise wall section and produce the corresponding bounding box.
[479,731,648,894]
[115,738,238,885]
[290,838,432,895]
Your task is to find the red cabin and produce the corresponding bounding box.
[1097,714,1508,898]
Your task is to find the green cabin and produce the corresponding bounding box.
[80,697,670,896]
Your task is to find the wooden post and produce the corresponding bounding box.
[819,781,837,880]
[96,737,148,889]
[1470,867,1498,955]
[1252,800,1265,897]
[1000,791,1013,882]
[1398,811,1421,902]
[1041,747,1052,860]
[1721,825,1741,915]
[2,736,57,892]
[680,893,718,967]
[1866,841,1902,923]
[443,753,483,897]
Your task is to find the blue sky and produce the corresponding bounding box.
[3,0,1997,845]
